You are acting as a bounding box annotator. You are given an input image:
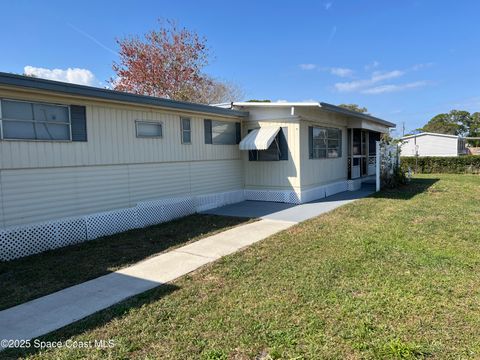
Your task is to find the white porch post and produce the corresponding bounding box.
[376,141,380,192]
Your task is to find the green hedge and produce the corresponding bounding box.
[401,156,480,174]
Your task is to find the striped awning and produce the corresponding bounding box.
[239,127,281,150]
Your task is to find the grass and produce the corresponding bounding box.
[0,214,249,311]
[4,174,480,359]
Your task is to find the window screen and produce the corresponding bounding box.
[136,121,163,138]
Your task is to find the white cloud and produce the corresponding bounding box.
[330,67,354,77]
[275,99,289,103]
[334,70,404,92]
[299,64,317,70]
[371,70,404,82]
[324,2,332,10]
[361,81,427,94]
[23,66,99,86]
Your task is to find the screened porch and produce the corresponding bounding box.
[347,129,382,179]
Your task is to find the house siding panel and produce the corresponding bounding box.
[299,115,349,188]
[0,89,241,170]
[0,89,243,227]
[0,159,244,227]
[401,134,459,157]
[243,121,301,191]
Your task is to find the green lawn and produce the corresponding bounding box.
[5,174,480,359]
[0,214,249,311]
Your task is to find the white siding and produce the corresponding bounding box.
[243,120,301,190]
[0,89,243,227]
[0,160,243,227]
[0,89,240,169]
[401,135,459,157]
[240,108,351,192]
[299,120,348,188]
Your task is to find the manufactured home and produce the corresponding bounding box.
[0,73,394,260]
[400,132,467,157]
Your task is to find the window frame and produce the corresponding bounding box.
[204,119,240,145]
[0,98,72,142]
[309,126,342,159]
[135,120,163,139]
[248,127,289,162]
[180,117,191,144]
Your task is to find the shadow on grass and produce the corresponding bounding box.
[0,214,249,311]
[371,178,440,200]
[1,283,179,359]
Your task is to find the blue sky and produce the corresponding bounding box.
[2,0,480,135]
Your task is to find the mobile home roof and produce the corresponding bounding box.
[0,72,249,118]
[401,132,460,140]
[222,101,396,128]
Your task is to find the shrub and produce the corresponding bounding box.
[379,141,408,189]
[401,156,480,174]
[382,165,409,188]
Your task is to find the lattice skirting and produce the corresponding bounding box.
[0,189,245,261]
[347,178,362,191]
[244,189,301,204]
[245,180,350,205]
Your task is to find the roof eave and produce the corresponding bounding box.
[319,102,396,128]
[0,72,249,118]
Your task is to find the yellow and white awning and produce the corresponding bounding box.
[239,127,280,150]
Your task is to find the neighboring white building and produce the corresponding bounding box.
[0,73,394,260]
[400,132,467,157]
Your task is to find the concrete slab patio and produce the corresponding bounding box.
[203,188,375,223]
[0,188,373,348]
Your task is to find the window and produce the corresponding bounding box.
[136,121,162,138]
[181,117,191,144]
[204,119,241,145]
[0,99,70,140]
[309,126,342,159]
[249,128,289,161]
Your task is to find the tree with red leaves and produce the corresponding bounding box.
[110,20,242,104]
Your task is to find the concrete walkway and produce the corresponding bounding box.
[0,188,372,347]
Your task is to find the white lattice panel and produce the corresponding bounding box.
[55,217,88,246]
[347,179,362,191]
[162,197,195,221]
[245,190,296,204]
[137,197,195,227]
[85,207,138,240]
[0,217,87,261]
[136,201,168,228]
